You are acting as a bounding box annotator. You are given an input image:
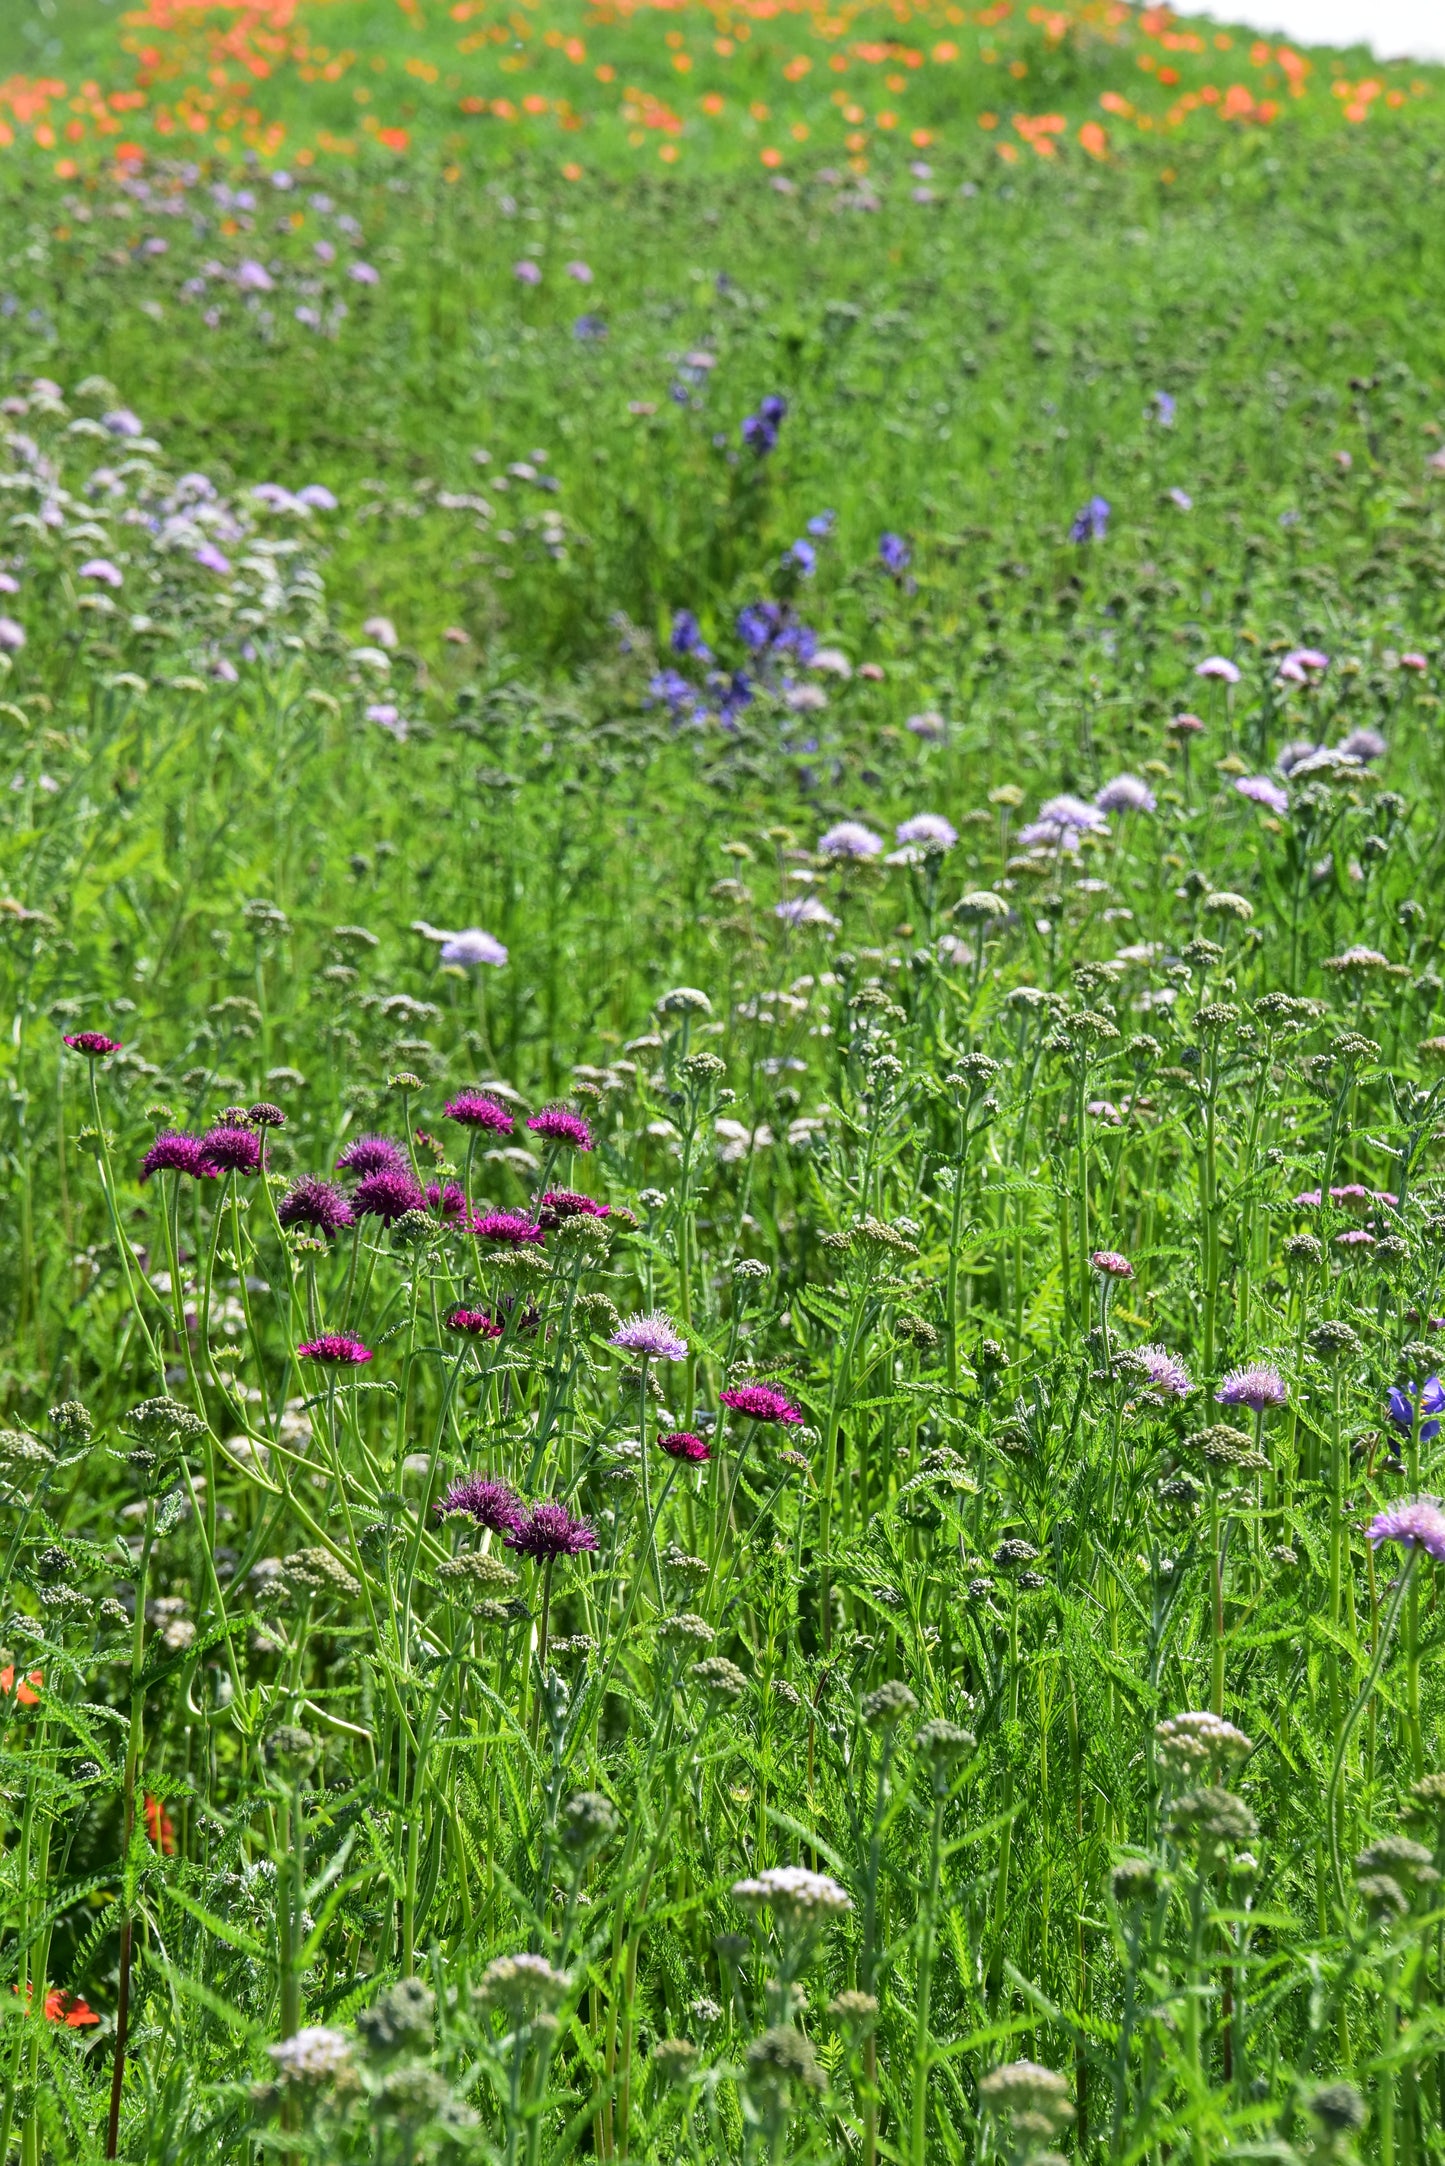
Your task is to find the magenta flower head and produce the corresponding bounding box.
[473,1210,545,1247]
[527,1104,594,1152]
[1136,1345,1192,1398]
[658,1430,711,1462]
[1386,1378,1445,1442]
[1216,1363,1288,1412]
[354,1170,427,1223]
[277,1177,355,1238]
[298,1333,372,1366]
[538,1190,610,1228]
[507,1501,599,1560]
[720,1382,804,1425]
[336,1133,409,1179]
[141,1131,206,1183]
[446,1305,504,1340]
[444,1091,514,1135]
[427,1181,471,1223]
[1367,1497,1445,1561]
[199,1124,263,1176]
[611,1311,689,1361]
[1091,1250,1134,1280]
[442,1474,524,1530]
[63,1031,121,1058]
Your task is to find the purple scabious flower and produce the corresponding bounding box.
[786,538,816,576]
[527,1105,594,1151]
[199,1124,263,1176]
[1367,1497,1445,1560]
[140,1131,205,1183]
[1339,726,1387,764]
[446,1306,504,1339]
[507,1501,599,1560]
[1069,496,1110,543]
[442,1474,524,1529]
[1017,795,1109,852]
[1137,1345,1193,1397]
[63,1030,122,1057]
[278,1177,355,1238]
[1095,774,1156,814]
[879,530,911,574]
[427,1181,471,1223]
[444,1091,514,1135]
[1387,1378,1445,1442]
[1216,1363,1288,1411]
[1196,656,1242,684]
[807,509,836,536]
[818,820,884,861]
[298,1333,372,1366]
[611,1311,689,1361]
[720,1382,803,1425]
[1235,775,1289,817]
[1091,1250,1134,1280]
[336,1134,409,1179]
[658,1430,711,1462]
[473,1210,545,1247]
[353,1170,427,1224]
[895,813,957,852]
[672,609,712,661]
[538,1190,610,1227]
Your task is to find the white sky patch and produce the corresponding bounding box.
[1201,0,1445,62]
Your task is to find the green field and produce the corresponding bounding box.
[2,2,1445,2161]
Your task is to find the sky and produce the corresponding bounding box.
[1202,0,1445,61]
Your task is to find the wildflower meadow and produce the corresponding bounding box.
[5,0,1445,2160]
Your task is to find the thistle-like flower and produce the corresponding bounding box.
[353,1170,427,1223]
[297,1334,372,1367]
[720,1382,803,1424]
[526,1105,594,1150]
[198,1124,262,1177]
[440,1475,524,1532]
[506,1502,599,1559]
[443,1090,515,1133]
[63,1030,121,1058]
[611,1311,688,1361]
[1215,1363,1288,1411]
[1367,1497,1445,1560]
[278,1177,355,1238]
[140,1132,205,1183]
[335,1134,409,1179]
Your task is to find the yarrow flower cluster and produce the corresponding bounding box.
[731,1864,852,1926]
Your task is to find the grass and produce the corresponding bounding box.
[1,3,1445,2163]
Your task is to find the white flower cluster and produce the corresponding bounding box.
[1155,1710,1253,1778]
[730,1865,852,1925]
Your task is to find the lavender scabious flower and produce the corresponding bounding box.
[277,1177,355,1238]
[1197,656,1242,684]
[1137,1345,1193,1398]
[199,1124,263,1176]
[818,820,884,861]
[1091,1250,1134,1280]
[720,1382,804,1425]
[507,1502,600,1560]
[445,1306,504,1339]
[538,1190,610,1228]
[443,1474,525,1530]
[353,1170,428,1224]
[140,1131,205,1183]
[658,1430,711,1462]
[444,1091,514,1134]
[1386,1378,1445,1442]
[1339,726,1387,764]
[336,1133,409,1179]
[611,1311,689,1361]
[297,1334,372,1366]
[879,531,912,574]
[473,1210,545,1247]
[63,1030,122,1057]
[527,1105,594,1151]
[1216,1363,1288,1411]
[1069,495,1110,543]
[895,812,957,852]
[1095,774,1157,814]
[1367,1497,1445,1560]
[1017,794,1109,851]
[1235,775,1289,816]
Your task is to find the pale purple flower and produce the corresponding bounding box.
[818,821,884,860]
[436,928,505,966]
[1276,740,1321,778]
[1367,1497,1445,1560]
[611,1310,688,1361]
[1018,794,1108,852]
[349,261,379,286]
[0,618,25,652]
[78,558,122,587]
[895,813,957,852]
[566,259,593,282]
[297,484,338,511]
[1095,774,1156,815]
[1401,652,1428,672]
[1091,1249,1134,1279]
[1339,727,1386,764]
[513,259,543,286]
[194,543,230,575]
[1168,487,1193,511]
[1236,775,1288,816]
[1196,657,1241,684]
[102,408,143,437]
[236,260,273,294]
[775,897,839,928]
[1216,1363,1288,1411]
[1137,1345,1192,1398]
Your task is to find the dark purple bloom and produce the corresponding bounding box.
[444,1091,514,1134]
[199,1124,263,1176]
[527,1105,594,1151]
[249,1101,286,1128]
[140,1131,205,1182]
[658,1430,711,1462]
[720,1382,804,1425]
[879,531,911,575]
[737,602,779,652]
[336,1133,409,1179]
[298,1333,372,1366]
[445,1305,504,1339]
[672,609,712,661]
[573,313,607,341]
[1387,1378,1445,1443]
[1069,495,1111,544]
[506,1501,599,1560]
[442,1474,525,1530]
[353,1169,427,1223]
[473,1210,545,1246]
[427,1181,472,1223]
[277,1176,355,1238]
[758,394,787,425]
[63,1031,121,1058]
[538,1190,610,1228]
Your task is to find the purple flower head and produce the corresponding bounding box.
[758,394,787,426]
[895,812,957,852]
[140,1131,205,1183]
[1017,794,1109,852]
[473,1210,545,1247]
[442,1474,524,1530]
[79,557,123,588]
[786,538,816,577]
[199,1124,263,1177]
[538,1190,610,1228]
[1337,1228,1375,1249]
[807,509,836,537]
[353,1169,427,1224]
[1339,726,1387,764]
[445,1306,504,1339]
[671,609,712,661]
[574,313,607,342]
[439,928,507,967]
[741,398,786,455]
[1277,739,1321,778]
[1169,711,1205,737]
[1216,1363,1288,1412]
[527,1105,594,1151]
[1069,496,1111,544]
[0,619,24,653]
[1091,1249,1134,1279]
[507,1502,599,1560]
[1196,656,1241,684]
[336,1134,409,1180]
[720,1382,803,1425]
[649,669,699,719]
[298,1333,372,1366]
[611,1310,688,1361]
[818,820,884,861]
[444,1091,514,1134]
[1095,774,1156,814]
[1136,1345,1192,1398]
[427,1181,471,1223]
[879,530,911,575]
[1235,775,1289,817]
[1152,390,1176,426]
[1387,1378,1445,1442]
[1168,487,1193,511]
[659,1430,711,1461]
[63,1030,121,1058]
[277,1176,355,1238]
[1367,1497,1445,1560]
